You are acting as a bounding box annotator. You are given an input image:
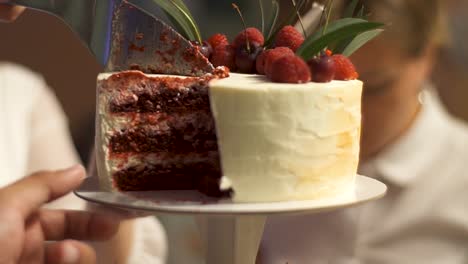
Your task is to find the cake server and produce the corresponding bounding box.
[7,0,214,76]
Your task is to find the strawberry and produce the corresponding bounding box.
[255,49,270,75]
[269,55,311,83]
[274,25,305,52]
[211,44,237,71]
[207,33,229,50]
[264,47,295,77]
[232,27,264,49]
[332,54,359,80]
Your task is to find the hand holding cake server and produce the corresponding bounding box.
[0,165,123,264]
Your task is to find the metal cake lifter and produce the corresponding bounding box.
[7,0,214,76]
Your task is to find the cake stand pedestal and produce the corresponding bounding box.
[75,175,386,264]
[197,215,266,264]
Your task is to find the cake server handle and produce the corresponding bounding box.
[6,0,214,75]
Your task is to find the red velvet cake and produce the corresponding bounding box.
[96,68,230,196]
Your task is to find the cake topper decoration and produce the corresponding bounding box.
[146,0,384,83]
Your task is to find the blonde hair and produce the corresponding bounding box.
[340,0,449,57]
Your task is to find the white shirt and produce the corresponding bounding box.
[356,88,468,263]
[259,88,468,264]
[0,63,167,263]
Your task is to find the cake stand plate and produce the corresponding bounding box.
[75,175,386,264]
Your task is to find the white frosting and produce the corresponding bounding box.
[209,73,362,202]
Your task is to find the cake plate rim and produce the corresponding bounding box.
[74,175,386,216]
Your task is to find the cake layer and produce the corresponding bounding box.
[98,71,215,114]
[209,73,363,202]
[97,71,226,196]
[109,128,217,154]
[110,152,224,196]
[105,111,217,154]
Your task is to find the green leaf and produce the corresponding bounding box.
[149,0,201,42]
[259,0,265,35]
[343,0,359,18]
[163,11,190,39]
[265,0,280,42]
[170,0,202,42]
[330,5,377,54]
[296,18,384,60]
[170,0,191,15]
[171,0,202,37]
[342,29,383,56]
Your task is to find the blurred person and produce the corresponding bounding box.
[353,0,468,263]
[260,0,468,263]
[433,0,468,122]
[0,3,167,264]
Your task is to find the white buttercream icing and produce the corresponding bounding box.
[209,73,362,202]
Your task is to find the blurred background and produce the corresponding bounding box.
[0,0,467,164]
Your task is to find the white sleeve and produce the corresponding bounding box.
[26,79,81,172]
[127,216,168,264]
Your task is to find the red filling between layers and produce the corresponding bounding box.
[101,70,229,197]
[109,128,217,154]
[109,83,210,113]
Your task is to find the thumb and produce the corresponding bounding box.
[0,165,86,218]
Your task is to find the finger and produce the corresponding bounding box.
[0,4,25,22]
[19,215,45,264]
[39,210,120,241]
[0,165,86,219]
[45,240,96,264]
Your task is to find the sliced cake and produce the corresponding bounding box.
[96,69,229,196]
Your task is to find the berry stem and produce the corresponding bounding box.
[322,0,335,36]
[259,0,265,35]
[232,3,251,53]
[291,0,307,37]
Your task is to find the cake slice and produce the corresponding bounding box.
[96,69,229,196]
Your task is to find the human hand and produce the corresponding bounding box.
[0,1,25,22]
[0,165,121,264]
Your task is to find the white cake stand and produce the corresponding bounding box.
[75,175,386,264]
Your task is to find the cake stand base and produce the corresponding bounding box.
[75,175,386,264]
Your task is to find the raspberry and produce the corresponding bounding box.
[264,47,295,77]
[325,49,333,56]
[332,54,359,80]
[274,26,305,52]
[232,27,265,49]
[207,33,229,50]
[255,49,270,75]
[211,44,237,71]
[269,55,311,83]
